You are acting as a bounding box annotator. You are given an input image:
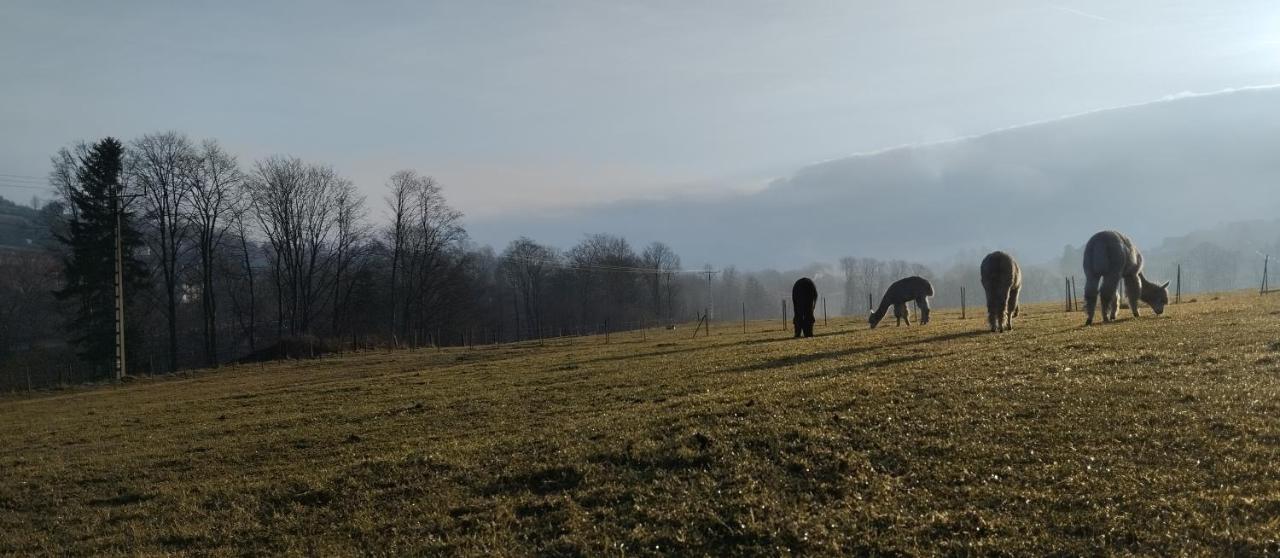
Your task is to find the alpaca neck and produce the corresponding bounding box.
[873,298,894,317]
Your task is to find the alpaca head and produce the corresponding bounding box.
[868,309,885,329]
[1139,276,1170,315]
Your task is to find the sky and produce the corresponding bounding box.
[2,1,1279,225]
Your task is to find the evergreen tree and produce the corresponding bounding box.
[53,138,148,374]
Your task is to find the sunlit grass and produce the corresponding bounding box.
[3,292,1280,554]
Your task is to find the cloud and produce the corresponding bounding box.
[1048,4,1115,24]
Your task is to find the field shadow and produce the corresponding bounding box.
[485,465,584,496]
[543,336,796,371]
[544,322,1082,375]
[725,329,987,374]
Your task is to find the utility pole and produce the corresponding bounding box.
[113,191,125,380]
[702,267,718,321]
[111,187,140,381]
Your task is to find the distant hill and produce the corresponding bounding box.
[0,195,57,250]
[470,86,1280,268]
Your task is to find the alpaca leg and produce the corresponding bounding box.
[1084,275,1100,325]
[1100,273,1120,322]
[1123,274,1141,318]
[902,303,911,326]
[917,297,930,325]
[1007,286,1020,331]
[793,321,802,338]
[984,284,998,332]
[999,286,1012,332]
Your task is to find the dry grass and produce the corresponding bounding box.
[3,292,1280,555]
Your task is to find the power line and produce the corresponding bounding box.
[0,172,48,182]
[501,253,715,275]
[0,182,55,192]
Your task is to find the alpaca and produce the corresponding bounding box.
[869,276,934,329]
[791,277,818,338]
[980,251,1022,333]
[1082,230,1170,325]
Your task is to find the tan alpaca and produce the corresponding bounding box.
[980,251,1022,333]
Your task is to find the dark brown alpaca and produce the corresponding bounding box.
[791,277,817,338]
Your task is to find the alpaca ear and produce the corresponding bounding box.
[1160,281,1170,289]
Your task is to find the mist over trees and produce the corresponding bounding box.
[2,129,1278,390]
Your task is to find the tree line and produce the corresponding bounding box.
[2,132,1275,389]
[1,133,714,386]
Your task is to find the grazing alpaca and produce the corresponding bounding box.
[791,277,818,338]
[1082,230,1170,325]
[980,251,1022,333]
[869,276,934,329]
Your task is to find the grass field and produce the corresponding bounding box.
[4,292,1280,555]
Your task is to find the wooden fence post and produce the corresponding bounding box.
[822,297,828,326]
[1262,255,1270,295]
[1176,263,1182,303]
[1065,278,1071,312]
[781,299,787,331]
[1064,276,1075,312]
[961,287,966,320]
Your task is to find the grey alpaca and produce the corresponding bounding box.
[1082,230,1170,325]
[980,251,1022,333]
[869,276,934,329]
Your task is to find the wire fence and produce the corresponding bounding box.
[6,257,1277,394]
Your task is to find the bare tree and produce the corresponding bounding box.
[400,175,466,340]
[188,140,243,366]
[501,237,557,339]
[330,180,367,335]
[248,156,346,336]
[130,131,198,372]
[384,170,421,345]
[48,143,91,223]
[641,241,680,322]
[224,207,259,354]
[840,257,858,314]
[566,234,641,326]
[858,258,884,312]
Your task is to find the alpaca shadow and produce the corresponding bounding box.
[726,344,885,373]
[548,335,794,370]
[727,329,987,374]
